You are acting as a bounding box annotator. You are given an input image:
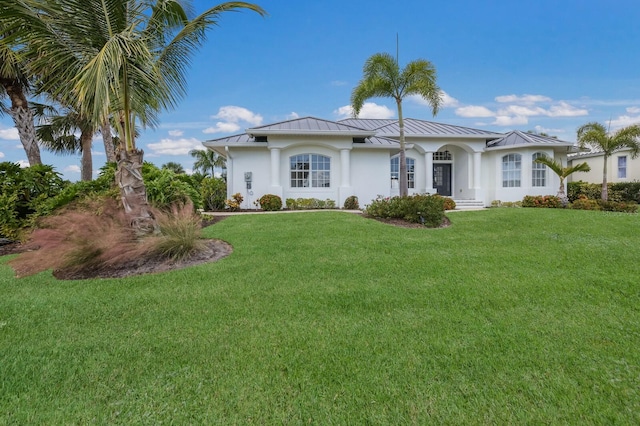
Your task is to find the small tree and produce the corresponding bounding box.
[351,52,441,196]
[534,155,590,205]
[577,122,640,201]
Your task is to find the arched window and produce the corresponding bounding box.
[532,152,546,187]
[502,154,521,187]
[290,154,331,188]
[391,156,415,188]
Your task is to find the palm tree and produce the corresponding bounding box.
[0,30,41,165]
[534,155,590,205]
[351,52,441,196]
[37,109,97,181]
[190,148,226,177]
[162,161,185,174]
[577,122,640,201]
[3,0,265,233]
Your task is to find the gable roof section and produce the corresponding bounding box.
[339,118,502,138]
[247,116,373,136]
[487,130,575,149]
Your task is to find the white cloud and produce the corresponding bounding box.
[64,165,81,173]
[547,101,588,117]
[0,127,19,140]
[408,91,459,108]
[146,137,203,155]
[495,94,552,104]
[335,102,395,119]
[212,106,263,126]
[169,129,184,137]
[17,160,29,168]
[286,112,300,120]
[610,115,640,129]
[534,125,565,135]
[0,151,4,158]
[626,106,640,114]
[497,105,548,117]
[493,115,529,126]
[202,122,241,134]
[455,105,494,118]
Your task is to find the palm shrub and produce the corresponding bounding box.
[143,164,202,210]
[258,194,282,211]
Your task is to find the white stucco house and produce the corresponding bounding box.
[568,148,640,184]
[202,116,579,209]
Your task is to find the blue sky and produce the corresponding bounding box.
[2,0,640,180]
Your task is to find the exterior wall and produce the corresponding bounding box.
[482,148,562,204]
[351,149,393,206]
[568,150,640,183]
[226,147,271,209]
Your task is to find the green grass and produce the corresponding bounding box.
[1,209,639,424]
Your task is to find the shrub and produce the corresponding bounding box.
[365,194,445,227]
[598,200,638,213]
[0,162,67,240]
[200,177,227,211]
[522,195,562,208]
[343,195,360,210]
[143,165,202,210]
[433,195,456,210]
[259,194,283,211]
[568,181,640,203]
[286,198,337,210]
[570,196,601,211]
[225,193,244,211]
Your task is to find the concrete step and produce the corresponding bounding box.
[452,199,485,210]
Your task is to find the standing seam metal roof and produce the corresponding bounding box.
[338,118,501,137]
[487,130,574,148]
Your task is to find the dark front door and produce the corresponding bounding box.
[433,164,452,196]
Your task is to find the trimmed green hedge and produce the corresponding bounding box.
[568,181,640,203]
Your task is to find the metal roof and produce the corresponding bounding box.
[247,116,373,136]
[339,118,502,137]
[487,130,575,148]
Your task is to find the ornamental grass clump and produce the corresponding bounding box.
[147,203,206,261]
[365,194,445,227]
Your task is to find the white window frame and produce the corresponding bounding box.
[502,153,522,188]
[290,154,331,188]
[618,156,627,179]
[532,152,546,187]
[391,156,415,189]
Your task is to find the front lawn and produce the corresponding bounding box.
[1,209,639,423]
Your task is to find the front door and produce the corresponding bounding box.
[433,164,452,196]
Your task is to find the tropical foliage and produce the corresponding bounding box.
[534,154,590,204]
[351,52,441,196]
[1,0,265,233]
[190,148,226,177]
[576,122,640,200]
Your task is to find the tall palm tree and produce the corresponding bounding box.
[3,0,265,233]
[351,52,441,196]
[577,122,640,201]
[162,161,185,174]
[190,148,226,177]
[37,110,97,181]
[534,155,590,205]
[0,30,41,165]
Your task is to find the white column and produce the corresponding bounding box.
[270,148,281,187]
[340,149,351,187]
[425,152,434,192]
[473,151,482,189]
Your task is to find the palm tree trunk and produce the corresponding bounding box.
[101,120,116,163]
[116,149,158,235]
[601,155,609,201]
[397,99,408,197]
[1,79,42,166]
[557,177,568,206]
[80,128,93,181]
